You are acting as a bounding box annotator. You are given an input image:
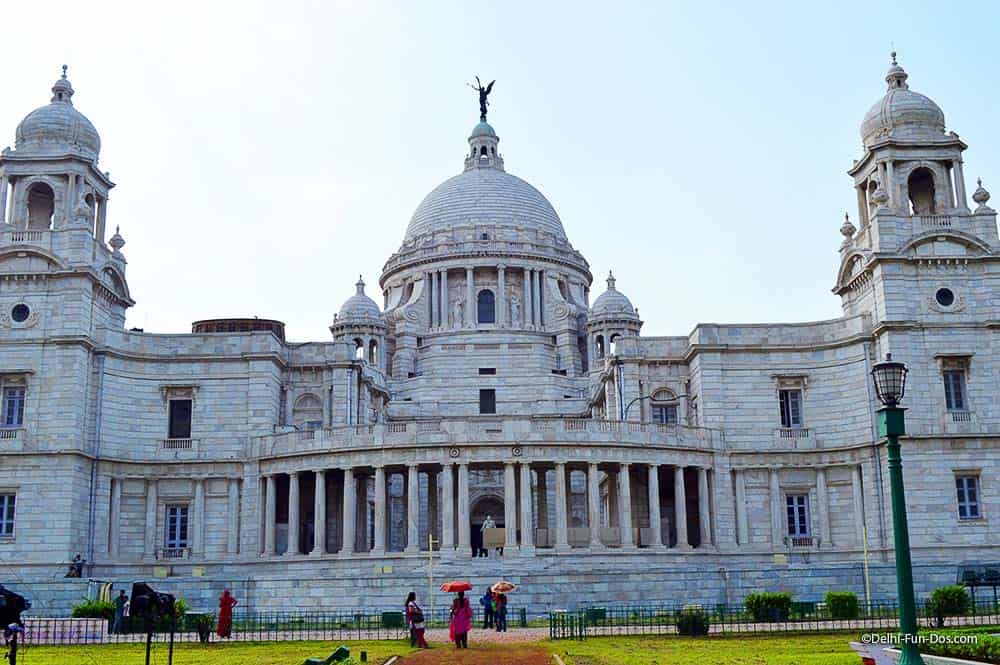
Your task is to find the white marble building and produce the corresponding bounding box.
[1,57,998,613]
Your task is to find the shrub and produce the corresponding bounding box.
[825,591,860,620]
[173,598,189,618]
[921,630,1000,663]
[676,605,710,636]
[927,585,970,627]
[744,592,793,622]
[71,598,115,620]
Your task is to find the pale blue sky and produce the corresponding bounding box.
[2,1,997,340]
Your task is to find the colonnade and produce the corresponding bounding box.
[425,264,545,330]
[258,461,715,557]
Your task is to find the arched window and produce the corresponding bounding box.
[908,167,936,215]
[26,182,55,230]
[292,394,323,430]
[480,146,488,157]
[368,339,378,365]
[650,389,678,425]
[354,338,364,360]
[595,335,605,359]
[477,289,495,324]
[609,333,620,355]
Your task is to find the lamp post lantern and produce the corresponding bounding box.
[871,353,924,665]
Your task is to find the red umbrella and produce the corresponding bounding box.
[491,581,516,594]
[440,581,473,593]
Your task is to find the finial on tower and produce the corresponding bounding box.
[51,64,75,103]
[61,64,68,79]
[890,50,897,66]
[840,212,857,239]
[356,275,366,295]
[885,50,908,90]
[467,76,496,122]
[606,270,617,291]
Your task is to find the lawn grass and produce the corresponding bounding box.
[15,639,416,665]
[551,632,858,665]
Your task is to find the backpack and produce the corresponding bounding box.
[410,604,424,624]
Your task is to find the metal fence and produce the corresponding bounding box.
[549,599,1000,640]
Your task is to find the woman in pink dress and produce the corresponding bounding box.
[449,590,473,649]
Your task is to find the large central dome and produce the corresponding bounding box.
[404,167,567,243]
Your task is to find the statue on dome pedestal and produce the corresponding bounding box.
[510,295,521,328]
[452,298,464,329]
[467,76,495,122]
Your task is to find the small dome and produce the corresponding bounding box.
[860,54,945,147]
[15,67,101,161]
[470,121,497,139]
[338,277,383,320]
[591,271,637,317]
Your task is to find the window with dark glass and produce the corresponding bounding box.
[956,476,981,520]
[2,387,25,428]
[786,494,810,536]
[943,370,967,411]
[165,504,189,549]
[168,399,192,439]
[0,494,14,537]
[477,290,495,324]
[479,389,496,414]
[652,404,678,425]
[779,389,802,428]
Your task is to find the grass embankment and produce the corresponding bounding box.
[15,639,414,665]
[552,633,858,665]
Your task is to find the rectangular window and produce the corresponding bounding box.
[168,399,192,439]
[0,494,14,537]
[779,389,802,428]
[785,494,810,537]
[956,476,981,520]
[478,368,496,375]
[943,370,967,411]
[165,505,189,549]
[652,404,678,425]
[479,389,496,415]
[2,387,25,428]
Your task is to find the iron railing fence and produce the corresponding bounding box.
[549,599,1000,640]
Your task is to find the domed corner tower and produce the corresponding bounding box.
[586,271,642,372]
[378,110,594,416]
[0,67,133,333]
[836,53,1000,329]
[330,276,387,373]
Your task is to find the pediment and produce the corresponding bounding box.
[899,230,992,258]
[0,247,67,273]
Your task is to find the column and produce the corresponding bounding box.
[852,464,866,546]
[312,470,327,555]
[457,463,471,553]
[428,470,439,548]
[96,197,107,243]
[647,465,663,549]
[406,465,420,553]
[856,186,869,227]
[523,269,532,328]
[698,468,712,549]
[519,464,534,552]
[0,176,8,226]
[497,265,506,327]
[954,159,969,210]
[264,475,276,556]
[816,467,831,548]
[534,269,543,326]
[769,468,782,549]
[734,469,749,546]
[373,466,386,554]
[342,468,356,554]
[228,478,240,554]
[537,468,549,530]
[531,270,541,326]
[64,173,76,224]
[554,462,570,550]
[877,162,888,208]
[885,160,896,210]
[144,478,158,559]
[430,271,439,328]
[618,464,633,548]
[674,466,689,549]
[287,472,300,555]
[441,270,449,327]
[109,477,121,556]
[587,463,603,548]
[192,478,205,557]
[504,463,518,550]
[465,267,475,327]
[441,465,455,550]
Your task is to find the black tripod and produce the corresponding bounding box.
[4,625,20,665]
[142,616,175,665]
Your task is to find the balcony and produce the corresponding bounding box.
[784,535,820,549]
[942,410,977,435]
[161,438,195,450]
[0,428,21,441]
[774,427,815,449]
[155,547,190,560]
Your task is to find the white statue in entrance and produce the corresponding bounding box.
[452,298,464,328]
[509,296,521,328]
[481,515,496,530]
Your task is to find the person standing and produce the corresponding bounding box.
[112,590,128,634]
[494,593,508,632]
[405,592,429,649]
[479,588,495,629]
[449,591,473,649]
[216,589,238,638]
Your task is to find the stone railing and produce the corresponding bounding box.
[918,214,956,228]
[248,417,716,460]
[382,236,589,275]
[774,427,815,449]
[161,438,196,450]
[0,428,20,441]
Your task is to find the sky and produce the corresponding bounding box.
[2,1,998,341]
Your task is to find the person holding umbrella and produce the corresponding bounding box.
[441,581,474,649]
[490,581,516,633]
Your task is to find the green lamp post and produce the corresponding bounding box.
[871,353,924,665]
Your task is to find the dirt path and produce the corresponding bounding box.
[422,627,549,644]
[398,643,553,664]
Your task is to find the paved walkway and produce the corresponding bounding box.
[422,627,549,644]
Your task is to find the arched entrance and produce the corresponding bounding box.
[470,495,504,557]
